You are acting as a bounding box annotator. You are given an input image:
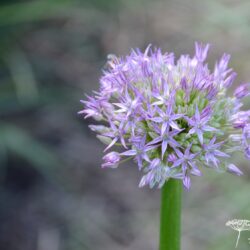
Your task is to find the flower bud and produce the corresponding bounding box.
[89,125,109,133]
[168,153,177,162]
[101,152,120,168]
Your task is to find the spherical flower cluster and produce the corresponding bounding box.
[79,42,249,189]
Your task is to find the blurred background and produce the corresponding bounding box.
[0,0,250,249]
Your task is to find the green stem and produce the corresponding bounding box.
[159,179,182,250]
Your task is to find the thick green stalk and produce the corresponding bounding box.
[159,179,182,250]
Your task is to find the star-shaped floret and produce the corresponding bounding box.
[148,126,182,159]
[152,76,173,106]
[150,103,183,135]
[103,120,127,151]
[172,144,201,188]
[120,135,157,169]
[203,137,229,168]
[113,87,142,118]
[185,105,217,144]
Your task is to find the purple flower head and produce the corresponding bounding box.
[80,42,250,190]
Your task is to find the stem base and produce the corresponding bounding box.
[159,179,182,250]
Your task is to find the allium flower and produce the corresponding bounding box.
[79,42,250,189]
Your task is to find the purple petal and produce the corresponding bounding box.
[161,140,168,159]
[166,102,173,115]
[208,136,217,146]
[172,114,183,120]
[197,129,203,144]
[169,138,181,148]
[174,148,184,158]
[195,42,210,62]
[195,105,201,121]
[234,83,250,99]
[168,153,177,162]
[227,164,243,176]
[143,153,150,162]
[104,137,118,152]
[182,162,188,172]
[188,127,196,135]
[223,72,237,88]
[202,125,218,132]
[185,116,195,125]
[185,143,192,156]
[244,146,250,159]
[183,175,191,190]
[147,136,162,146]
[151,117,163,123]
[213,150,230,158]
[120,136,127,149]
[161,122,169,135]
[190,164,202,176]
[120,149,137,156]
[169,120,181,131]
[137,157,143,170]
[172,159,183,168]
